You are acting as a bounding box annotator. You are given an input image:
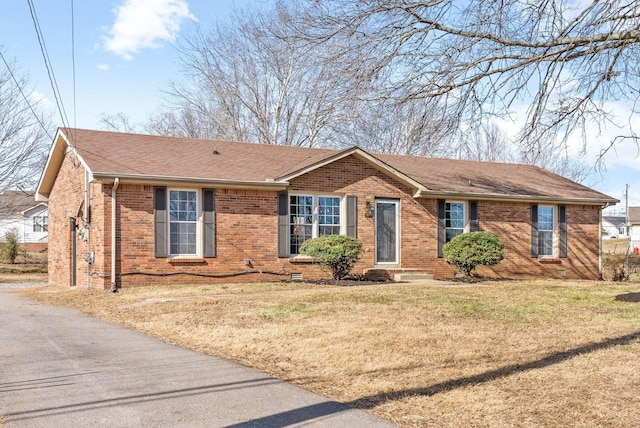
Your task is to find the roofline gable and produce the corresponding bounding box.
[21,203,48,216]
[276,146,429,195]
[36,128,92,201]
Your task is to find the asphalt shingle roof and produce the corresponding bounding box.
[52,128,616,204]
[0,191,37,217]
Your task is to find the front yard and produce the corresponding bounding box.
[15,280,640,427]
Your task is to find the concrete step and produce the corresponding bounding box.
[394,273,434,282]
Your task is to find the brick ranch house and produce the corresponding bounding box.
[36,128,617,289]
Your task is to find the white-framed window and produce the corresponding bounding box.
[33,215,48,232]
[445,201,465,242]
[318,196,341,236]
[289,194,342,255]
[531,204,566,259]
[537,205,554,256]
[169,189,199,256]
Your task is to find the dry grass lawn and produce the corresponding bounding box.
[15,279,640,427]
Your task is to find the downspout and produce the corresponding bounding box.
[84,170,90,223]
[70,217,76,287]
[85,169,91,287]
[111,178,120,292]
[599,207,603,280]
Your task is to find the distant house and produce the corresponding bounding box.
[0,191,48,250]
[602,216,627,238]
[629,207,640,251]
[36,128,618,289]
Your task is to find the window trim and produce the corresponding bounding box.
[33,214,48,232]
[536,204,556,257]
[438,200,476,257]
[288,193,345,256]
[531,204,566,259]
[167,188,201,258]
[444,201,468,243]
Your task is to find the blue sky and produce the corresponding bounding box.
[1,0,638,211]
[1,0,259,128]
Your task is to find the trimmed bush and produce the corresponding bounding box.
[300,235,363,280]
[442,231,504,277]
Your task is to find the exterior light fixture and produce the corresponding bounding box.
[365,200,375,218]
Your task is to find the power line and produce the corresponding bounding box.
[0,51,53,140]
[27,0,71,130]
[71,0,77,129]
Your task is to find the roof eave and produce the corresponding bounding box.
[415,189,619,206]
[92,173,290,191]
[20,203,48,215]
[35,129,67,202]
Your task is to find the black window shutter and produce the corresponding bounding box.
[346,195,357,238]
[437,199,446,257]
[154,186,167,257]
[470,201,479,232]
[530,204,538,258]
[277,192,289,257]
[559,205,567,258]
[203,189,216,257]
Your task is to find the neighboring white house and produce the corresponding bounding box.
[602,215,627,239]
[629,207,640,252]
[0,191,48,245]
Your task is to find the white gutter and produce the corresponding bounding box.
[111,178,120,291]
[91,173,288,191]
[414,189,619,206]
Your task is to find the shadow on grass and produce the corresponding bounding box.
[615,293,640,303]
[349,331,640,409]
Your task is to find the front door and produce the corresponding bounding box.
[375,199,398,264]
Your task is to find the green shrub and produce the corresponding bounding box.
[299,235,363,280]
[1,228,20,264]
[442,231,504,277]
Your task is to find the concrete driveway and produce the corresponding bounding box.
[0,284,396,427]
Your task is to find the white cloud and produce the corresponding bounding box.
[103,0,197,60]
[97,64,110,71]
[29,90,52,107]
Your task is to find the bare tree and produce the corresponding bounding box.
[99,112,139,134]
[0,53,52,193]
[343,96,454,156]
[162,3,362,147]
[456,122,594,184]
[456,123,516,163]
[298,0,640,155]
[99,3,455,157]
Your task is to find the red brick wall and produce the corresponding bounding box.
[95,184,295,287]
[473,202,600,280]
[48,152,603,287]
[47,153,85,287]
